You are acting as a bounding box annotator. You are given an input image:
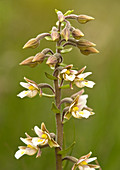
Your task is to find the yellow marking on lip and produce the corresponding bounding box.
[21,150,25,154]
[79,111,84,115]
[66,70,70,75]
[27,144,34,149]
[41,134,47,139]
[81,161,87,165]
[37,139,44,142]
[73,107,79,111]
[84,82,88,85]
[28,85,35,90]
[80,78,84,81]
[25,91,29,94]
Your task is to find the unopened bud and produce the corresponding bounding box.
[46,55,58,68]
[61,27,70,41]
[55,9,65,22]
[72,28,84,39]
[77,15,94,24]
[23,38,40,49]
[19,56,38,68]
[32,52,45,63]
[80,47,99,55]
[51,26,60,41]
[77,39,96,50]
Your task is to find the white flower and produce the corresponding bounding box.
[17,77,40,98]
[64,95,95,120]
[15,137,40,159]
[33,123,59,148]
[74,70,95,88]
[72,152,100,170]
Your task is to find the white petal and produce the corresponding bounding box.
[25,147,37,156]
[77,72,92,79]
[70,70,78,74]
[61,69,67,74]
[83,81,95,88]
[75,81,84,88]
[20,137,32,145]
[34,126,43,137]
[77,95,88,110]
[15,149,26,159]
[27,90,38,98]
[32,137,48,146]
[20,82,30,89]
[65,74,75,81]
[79,110,91,118]
[17,90,29,98]
[86,157,97,163]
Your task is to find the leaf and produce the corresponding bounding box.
[45,72,57,80]
[45,36,52,41]
[58,141,76,155]
[51,102,60,113]
[56,46,64,50]
[64,10,74,16]
[42,93,55,98]
[60,84,70,89]
[61,48,73,54]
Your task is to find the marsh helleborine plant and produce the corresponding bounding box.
[15,9,101,170]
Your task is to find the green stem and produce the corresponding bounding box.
[54,21,63,170]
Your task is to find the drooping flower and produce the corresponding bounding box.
[15,136,41,159]
[33,122,59,148]
[72,152,100,170]
[64,95,95,120]
[17,77,40,98]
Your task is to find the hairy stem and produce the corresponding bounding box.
[54,21,63,170]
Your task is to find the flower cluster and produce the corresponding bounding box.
[59,65,95,89]
[15,123,59,159]
[15,9,101,170]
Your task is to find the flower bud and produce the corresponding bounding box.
[77,39,96,50]
[71,28,84,39]
[23,38,40,49]
[61,27,70,41]
[32,52,45,63]
[46,55,58,69]
[80,47,99,55]
[55,9,65,22]
[19,56,38,68]
[51,26,60,41]
[77,15,94,24]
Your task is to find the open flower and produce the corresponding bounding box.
[60,65,78,81]
[17,77,40,98]
[15,136,41,159]
[72,152,100,170]
[74,66,95,88]
[59,65,95,89]
[64,95,95,120]
[33,122,59,148]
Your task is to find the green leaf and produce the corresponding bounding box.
[61,48,73,54]
[42,93,55,98]
[51,102,60,113]
[60,84,70,89]
[58,141,76,155]
[45,36,52,41]
[45,72,57,80]
[56,46,64,50]
[64,10,74,16]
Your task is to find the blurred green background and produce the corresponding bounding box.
[0,0,120,169]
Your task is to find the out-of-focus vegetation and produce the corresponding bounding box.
[0,0,120,169]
